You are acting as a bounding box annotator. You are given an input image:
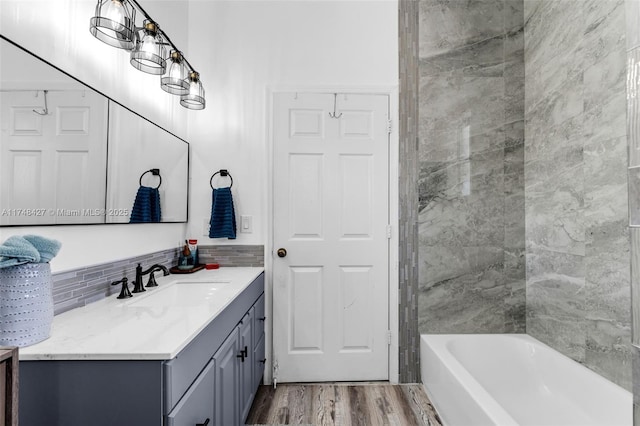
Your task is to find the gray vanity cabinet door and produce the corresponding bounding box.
[214,328,240,426]
[166,358,215,426]
[239,311,254,422]
[253,293,266,389]
[253,293,265,345]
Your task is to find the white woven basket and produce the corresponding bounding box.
[0,262,54,347]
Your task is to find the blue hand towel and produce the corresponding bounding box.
[23,235,61,263]
[130,186,162,223]
[209,187,236,239]
[0,236,40,269]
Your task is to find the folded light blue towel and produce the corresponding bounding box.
[23,235,61,263]
[0,236,41,269]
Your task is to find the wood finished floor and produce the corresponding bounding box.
[246,383,443,426]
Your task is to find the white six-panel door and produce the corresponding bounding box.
[272,92,390,382]
[0,90,108,225]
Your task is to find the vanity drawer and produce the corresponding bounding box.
[163,273,264,413]
[166,358,215,426]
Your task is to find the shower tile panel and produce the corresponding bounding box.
[630,48,640,168]
[632,230,640,347]
[526,249,587,362]
[525,178,585,257]
[504,121,525,250]
[630,167,640,226]
[504,247,526,333]
[504,0,525,35]
[525,114,583,167]
[523,1,586,79]
[504,60,525,124]
[584,50,627,115]
[419,0,505,58]
[584,95,627,147]
[419,244,509,333]
[419,122,505,165]
[419,75,506,142]
[418,36,505,78]
[418,0,525,336]
[585,318,632,390]
[582,0,626,69]
[626,0,640,51]
[525,47,584,116]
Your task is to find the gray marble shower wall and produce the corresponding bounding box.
[417,0,631,390]
[525,0,630,390]
[418,0,526,334]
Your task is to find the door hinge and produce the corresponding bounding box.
[387,119,392,134]
[387,330,392,345]
[386,225,392,239]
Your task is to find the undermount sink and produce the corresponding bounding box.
[122,280,232,308]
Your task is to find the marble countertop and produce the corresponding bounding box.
[19,267,264,361]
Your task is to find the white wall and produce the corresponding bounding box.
[0,0,191,272]
[185,0,399,245]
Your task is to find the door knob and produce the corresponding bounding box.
[277,248,287,258]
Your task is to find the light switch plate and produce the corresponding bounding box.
[240,215,252,233]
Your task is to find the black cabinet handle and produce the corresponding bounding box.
[196,419,210,426]
[237,351,245,362]
[242,346,248,358]
[258,316,266,321]
[260,358,267,364]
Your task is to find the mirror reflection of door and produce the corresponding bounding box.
[0,90,108,225]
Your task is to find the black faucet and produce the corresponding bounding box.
[110,277,132,299]
[146,264,170,287]
[132,263,170,293]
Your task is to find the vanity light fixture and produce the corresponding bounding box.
[89,0,136,50]
[161,50,189,95]
[89,0,205,110]
[130,20,166,75]
[180,71,205,110]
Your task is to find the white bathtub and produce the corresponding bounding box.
[421,334,632,426]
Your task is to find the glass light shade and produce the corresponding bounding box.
[161,51,189,95]
[180,72,205,110]
[130,21,166,75]
[89,0,136,50]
